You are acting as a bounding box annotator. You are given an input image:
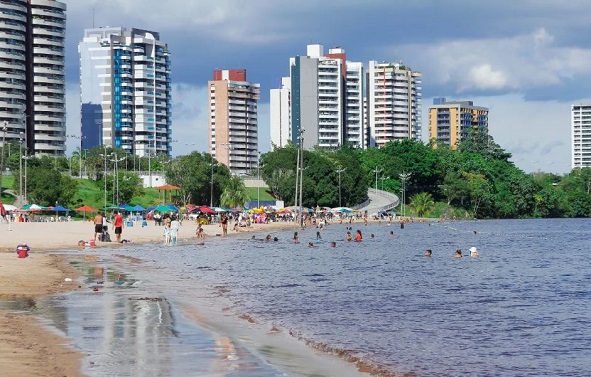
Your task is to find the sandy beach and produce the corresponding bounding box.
[0,218,300,376]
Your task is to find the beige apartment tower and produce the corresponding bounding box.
[208,69,260,176]
[428,98,489,149]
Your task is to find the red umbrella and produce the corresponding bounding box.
[75,204,98,219]
[198,206,215,214]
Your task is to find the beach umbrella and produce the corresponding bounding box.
[3,204,17,211]
[75,204,98,219]
[154,204,175,212]
[51,205,70,212]
[119,204,135,212]
[197,206,215,214]
[133,204,146,211]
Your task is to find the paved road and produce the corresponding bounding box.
[356,189,400,215]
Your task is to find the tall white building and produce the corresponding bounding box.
[571,104,591,169]
[208,69,260,176]
[79,27,172,157]
[269,77,291,148]
[0,0,67,156]
[366,61,422,148]
[270,44,367,150]
[345,61,365,148]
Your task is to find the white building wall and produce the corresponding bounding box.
[572,104,591,169]
[345,61,364,148]
[269,76,291,148]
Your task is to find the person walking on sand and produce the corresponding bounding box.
[220,214,228,236]
[93,212,103,241]
[113,211,123,243]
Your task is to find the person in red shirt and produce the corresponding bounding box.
[113,211,124,243]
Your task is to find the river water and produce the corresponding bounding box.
[14,218,591,376]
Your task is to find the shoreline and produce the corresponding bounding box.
[0,217,434,376]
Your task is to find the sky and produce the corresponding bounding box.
[62,0,591,175]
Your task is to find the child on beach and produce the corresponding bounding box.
[293,231,299,243]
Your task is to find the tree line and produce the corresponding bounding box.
[2,136,590,218]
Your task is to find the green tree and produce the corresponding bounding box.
[26,166,78,206]
[220,176,249,208]
[410,192,435,217]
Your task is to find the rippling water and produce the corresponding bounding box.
[54,219,591,376]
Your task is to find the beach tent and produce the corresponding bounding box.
[119,204,135,212]
[3,204,17,211]
[133,204,146,211]
[197,206,215,214]
[51,205,70,212]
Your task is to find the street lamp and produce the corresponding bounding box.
[67,134,86,178]
[19,132,24,201]
[294,128,304,210]
[257,152,261,207]
[0,121,7,191]
[100,147,113,211]
[111,154,126,205]
[372,166,383,194]
[380,176,390,191]
[210,157,215,207]
[22,155,30,204]
[399,172,411,218]
[336,165,347,207]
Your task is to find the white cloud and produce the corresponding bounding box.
[398,28,591,92]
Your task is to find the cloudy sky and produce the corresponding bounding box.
[62,0,591,174]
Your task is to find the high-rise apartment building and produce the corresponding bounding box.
[345,61,365,148]
[0,0,67,156]
[270,44,366,150]
[571,104,591,169]
[208,69,260,176]
[428,97,489,149]
[366,61,422,148]
[79,27,172,157]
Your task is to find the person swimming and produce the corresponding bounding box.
[469,246,479,258]
[293,231,299,244]
[370,234,375,239]
[425,249,432,258]
[330,241,336,248]
[454,249,462,258]
[316,231,322,240]
[389,230,394,237]
[308,242,314,248]
[346,231,352,242]
[355,230,362,242]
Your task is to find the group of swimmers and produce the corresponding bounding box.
[424,246,479,259]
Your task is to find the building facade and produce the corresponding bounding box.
[269,77,291,148]
[0,0,67,156]
[571,104,591,169]
[79,27,172,157]
[428,97,489,148]
[366,61,422,148]
[208,69,260,176]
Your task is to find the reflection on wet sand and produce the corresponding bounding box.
[36,256,284,377]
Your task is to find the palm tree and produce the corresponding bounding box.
[409,192,435,218]
[220,176,249,208]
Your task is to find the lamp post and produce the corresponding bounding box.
[399,172,411,218]
[67,134,86,177]
[372,166,383,194]
[19,132,24,201]
[336,165,347,207]
[0,121,7,191]
[210,157,215,207]
[111,154,126,205]
[257,152,261,208]
[380,176,390,191]
[294,128,304,215]
[22,155,30,204]
[100,147,112,211]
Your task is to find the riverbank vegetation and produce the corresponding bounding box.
[0,136,588,219]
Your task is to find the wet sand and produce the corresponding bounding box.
[0,219,298,377]
[0,253,85,377]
